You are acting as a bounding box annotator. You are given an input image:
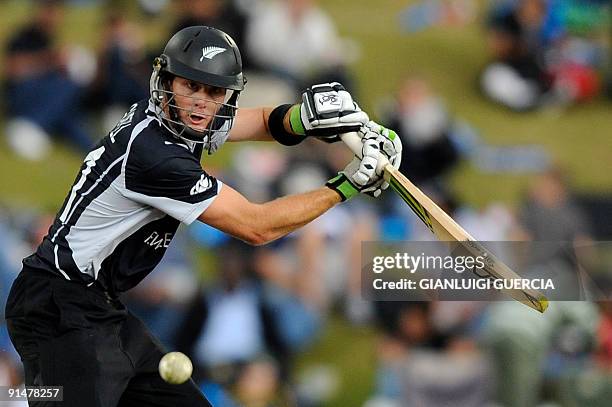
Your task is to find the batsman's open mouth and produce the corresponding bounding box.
[188,113,207,126]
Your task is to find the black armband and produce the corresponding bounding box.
[269,104,307,146]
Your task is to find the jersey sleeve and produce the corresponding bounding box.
[123,156,222,224]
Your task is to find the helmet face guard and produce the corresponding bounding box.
[150,63,240,152]
[149,26,246,152]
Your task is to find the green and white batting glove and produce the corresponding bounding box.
[326,136,385,201]
[359,121,402,194]
[290,82,369,143]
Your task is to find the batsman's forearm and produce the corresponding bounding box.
[253,187,340,244]
[228,106,301,142]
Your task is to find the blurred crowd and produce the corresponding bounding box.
[481,0,610,110]
[1,0,612,407]
[1,0,357,160]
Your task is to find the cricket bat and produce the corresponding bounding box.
[341,132,549,313]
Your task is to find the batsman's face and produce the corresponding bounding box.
[170,77,226,132]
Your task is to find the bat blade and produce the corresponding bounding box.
[384,164,548,313]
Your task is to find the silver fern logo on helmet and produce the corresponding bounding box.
[200,46,226,61]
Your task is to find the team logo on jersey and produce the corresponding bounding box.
[190,174,213,195]
[200,46,226,61]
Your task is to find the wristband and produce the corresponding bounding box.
[325,173,359,202]
[289,104,306,136]
[269,104,306,146]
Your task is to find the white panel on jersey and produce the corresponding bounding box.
[121,181,222,225]
[65,180,166,279]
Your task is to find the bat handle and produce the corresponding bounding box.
[339,131,389,174]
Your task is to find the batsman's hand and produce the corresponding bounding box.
[290,82,369,143]
[359,121,402,194]
[325,136,385,201]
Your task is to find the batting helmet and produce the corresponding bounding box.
[150,26,246,149]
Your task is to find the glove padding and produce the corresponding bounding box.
[358,121,402,196]
[291,82,369,143]
[325,134,386,200]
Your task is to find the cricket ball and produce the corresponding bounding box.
[158,352,193,384]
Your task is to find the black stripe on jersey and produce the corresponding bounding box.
[125,157,218,205]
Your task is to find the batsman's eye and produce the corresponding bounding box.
[187,81,200,92]
[207,86,226,98]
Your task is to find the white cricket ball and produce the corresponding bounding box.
[158,352,193,384]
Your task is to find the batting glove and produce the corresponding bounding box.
[358,121,402,195]
[326,136,385,201]
[290,82,369,143]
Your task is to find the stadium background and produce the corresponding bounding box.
[0,0,610,406]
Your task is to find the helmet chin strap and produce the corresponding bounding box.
[168,107,221,154]
[181,124,211,152]
[176,133,198,152]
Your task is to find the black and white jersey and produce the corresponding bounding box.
[25,99,221,295]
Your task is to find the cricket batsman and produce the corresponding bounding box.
[5,26,401,406]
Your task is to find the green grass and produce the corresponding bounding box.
[295,316,377,406]
[0,2,611,406]
[0,142,81,210]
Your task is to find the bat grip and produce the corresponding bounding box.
[339,132,389,174]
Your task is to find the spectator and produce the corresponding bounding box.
[0,223,23,389]
[175,242,274,382]
[0,208,52,391]
[383,77,460,185]
[480,0,554,110]
[245,0,355,91]
[548,0,607,104]
[483,300,599,407]
[481,0,606,110]
[263,140,379,323]
[369,301,493,406]
[519,167,591,243]
[517,168,593,300]
[3,0,94,159]
[171,0,249,67]
[233,358,283,407]
[88,12,151,131]
[595,300,612,369]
